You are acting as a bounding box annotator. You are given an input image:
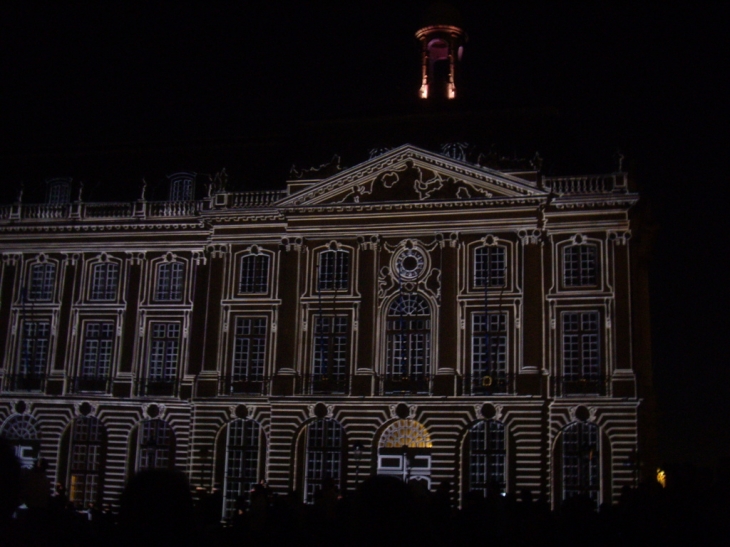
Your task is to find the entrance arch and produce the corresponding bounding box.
[377,419,432,487]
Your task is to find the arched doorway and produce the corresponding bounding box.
[377,419,432,488]
[0,414,40,468]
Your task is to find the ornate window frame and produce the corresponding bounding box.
[557,234,603,291]
[235,246,272,296]
[87,254,123,302]
[150,253,189,303]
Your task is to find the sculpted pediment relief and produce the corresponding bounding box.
[279,145,547,208]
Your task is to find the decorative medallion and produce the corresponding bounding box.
[394,247,426,281]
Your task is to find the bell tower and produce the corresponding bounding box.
[415,4,466,100]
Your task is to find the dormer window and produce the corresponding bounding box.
[168,172,195,201]
[46,178,72,204]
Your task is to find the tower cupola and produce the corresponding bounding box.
[415,4,466,100]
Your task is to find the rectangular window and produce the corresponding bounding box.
[138,420,172,471]
[474,246,506,288]
[232,317,267,382]
[29,263,56,301]
[148,323,180,383]
[470,313,508,394]
[18,321,51,378]
[562,311,601,394]
[564,244,597,287]
[78,322,114,391]
[239,254,269,294]
[312,315,349,392]
[318,250,349,291]
[155,262,184,301]
[90,263,119,301]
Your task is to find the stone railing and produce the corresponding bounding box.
[0,190,288,224]
[22,203,71,220]
[83,202,135,218]
[228,190,286,208]
[543,173,627,195]
[148,200,201,217]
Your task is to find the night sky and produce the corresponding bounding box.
[2,2,727,468]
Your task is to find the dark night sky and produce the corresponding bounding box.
[1,2,727,467]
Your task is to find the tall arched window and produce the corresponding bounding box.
[222,419,264,518]
[385,294,431,394]
[466,420,505,496]
[303,418,344,503]
[137,419,174,471]
[68,416,106,508]
[562,421,600,504]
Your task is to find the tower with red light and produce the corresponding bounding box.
[416,4,467,100]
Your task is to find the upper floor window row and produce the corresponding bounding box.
[239,253,269,294]
[155,262,184,302]
[474,245,506,288]
[563,243,598,287]
[318,249,349,292]
[28,263,56,302]
[90,263,119,301]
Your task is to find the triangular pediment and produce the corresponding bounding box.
[278,144,548,208]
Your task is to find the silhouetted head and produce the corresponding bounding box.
[118,469,195,546]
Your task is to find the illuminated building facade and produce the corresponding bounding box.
[0,143,649,512]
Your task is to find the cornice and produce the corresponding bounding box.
[280,196,547,215]
[0,222,206,234]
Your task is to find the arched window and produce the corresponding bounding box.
[68,416,106,508]
[385,294,431,394]
[0,414,40,468]
[90,262,119,301]
[222,419,264,518]
[155,261,184,301]
[377,419,432,487]
[303,419,344,503]
[137,419,174,471]
[562,422,599,504]
[239,254,269,294]
[47,178,71,204]
[466,420,505,496]
[563,244,597,287]
[29,262,56,301]
[317,250,349,291]
[168,173,195,201]
[474,245,506,288]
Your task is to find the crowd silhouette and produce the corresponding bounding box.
[1,439,727,547]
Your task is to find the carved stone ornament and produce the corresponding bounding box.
[608,230,631,246]
[126,251,145,265]
[280,237,304,252]
[75,401,96,417]
[518,229,541,245]
[143,403,165,419]
[3,253,21,266]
